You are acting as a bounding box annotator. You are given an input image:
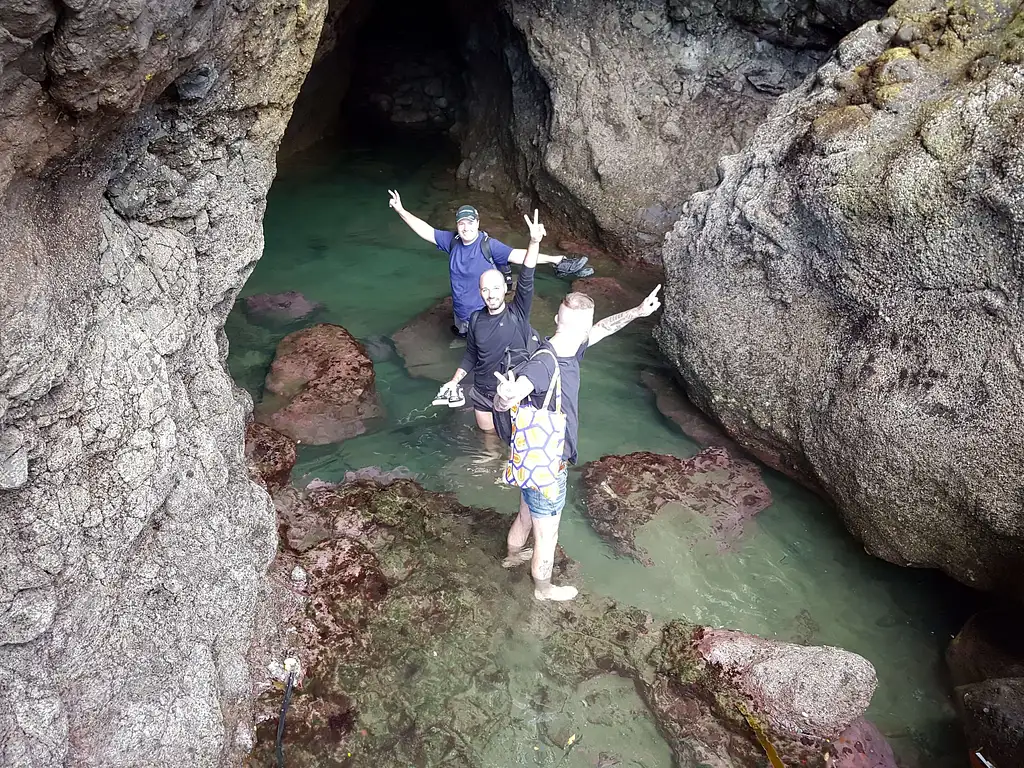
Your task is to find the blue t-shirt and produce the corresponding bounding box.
[434,229,513,322]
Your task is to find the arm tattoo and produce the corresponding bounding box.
[592,306,642,336]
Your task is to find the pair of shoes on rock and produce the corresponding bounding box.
[432,384,465,408]
[554,254,594,279]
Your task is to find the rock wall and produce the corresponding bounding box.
[0,2,327,765]
[657,0,1024,595]
[458,0,886,260]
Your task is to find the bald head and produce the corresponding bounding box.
[479,269,507,314]
[479,269,505,292]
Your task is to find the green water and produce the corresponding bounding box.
[228,141,968,767]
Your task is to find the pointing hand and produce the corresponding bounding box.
[388,189,404,212]
[637,284,662,317]
[524,209,546,244]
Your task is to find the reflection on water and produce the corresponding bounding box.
[229,142,968,767]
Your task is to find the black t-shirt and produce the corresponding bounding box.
[513,340,588,464]
[460,266,538,398]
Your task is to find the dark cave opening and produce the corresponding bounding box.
[280,0,516,157]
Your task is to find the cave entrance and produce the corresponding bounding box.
[281,0,509,158]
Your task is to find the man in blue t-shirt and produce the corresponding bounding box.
[388,190,592,336]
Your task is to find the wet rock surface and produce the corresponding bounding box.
[0,1,328,765]
[256,323,382,445]
[657,0,1024,595]
[458,0,883,260]
[948,610,1024,689]
[580,448,773,564]
[828,717,898,768]
[948,610,1024,764]
[250,477,877,768]
[391,296,465,382]
[956,678,1024,768]
[245,423,299,494]
[244,291,323,322]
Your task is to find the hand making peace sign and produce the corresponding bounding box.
[524,209,546,244]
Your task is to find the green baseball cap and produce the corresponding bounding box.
[455,205,479,223]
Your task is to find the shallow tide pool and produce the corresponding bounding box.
[229,141,968,767]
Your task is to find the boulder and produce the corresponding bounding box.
[245,422,298,494]
[256,323,382,445]
[579,448,772,564]
[948,610,1024,689]
[956,678,1024,768]
[243,291,322,322]
[656,0,1024,594]
[457,0,884,260]
[391,296,465,382]
[650,622,878,767]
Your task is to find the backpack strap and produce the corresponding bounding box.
[531,349,562,413]
[480,232,494,268]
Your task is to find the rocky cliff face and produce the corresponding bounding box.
[657,0,1024,595]
[458,0,886,260]
[0,2,327,765]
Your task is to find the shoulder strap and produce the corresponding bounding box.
[531,349,562,413]
[480,232,494,267]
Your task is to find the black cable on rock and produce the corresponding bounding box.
[275,670,296,768]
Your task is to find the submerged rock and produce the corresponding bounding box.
[657,0,1024,595]
[244,291,322,322]
[828,717,899,768]
[251,478,875,768]
[570,276,643,315]
[948,610,1024,689]
[391,296,465,382]
[956,678,1024,768]
[579,448,772,564]
[256,323,382,445]
[640,369,745,454]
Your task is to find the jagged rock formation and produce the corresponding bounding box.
[657,0,1024,595]
[458,0,886,260]
[0,2,328,765]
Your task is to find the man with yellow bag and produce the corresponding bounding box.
[493,212,662,601]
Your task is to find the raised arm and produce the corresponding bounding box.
[388,189,436,244]
[508,248,562,266]
[587,284,662,346]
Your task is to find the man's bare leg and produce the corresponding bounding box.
[531,515,577,601]
[502,493,533,567]
[474,409,495,432]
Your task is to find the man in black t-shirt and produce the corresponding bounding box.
[434,212,542,437]
[494,246,663,601]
